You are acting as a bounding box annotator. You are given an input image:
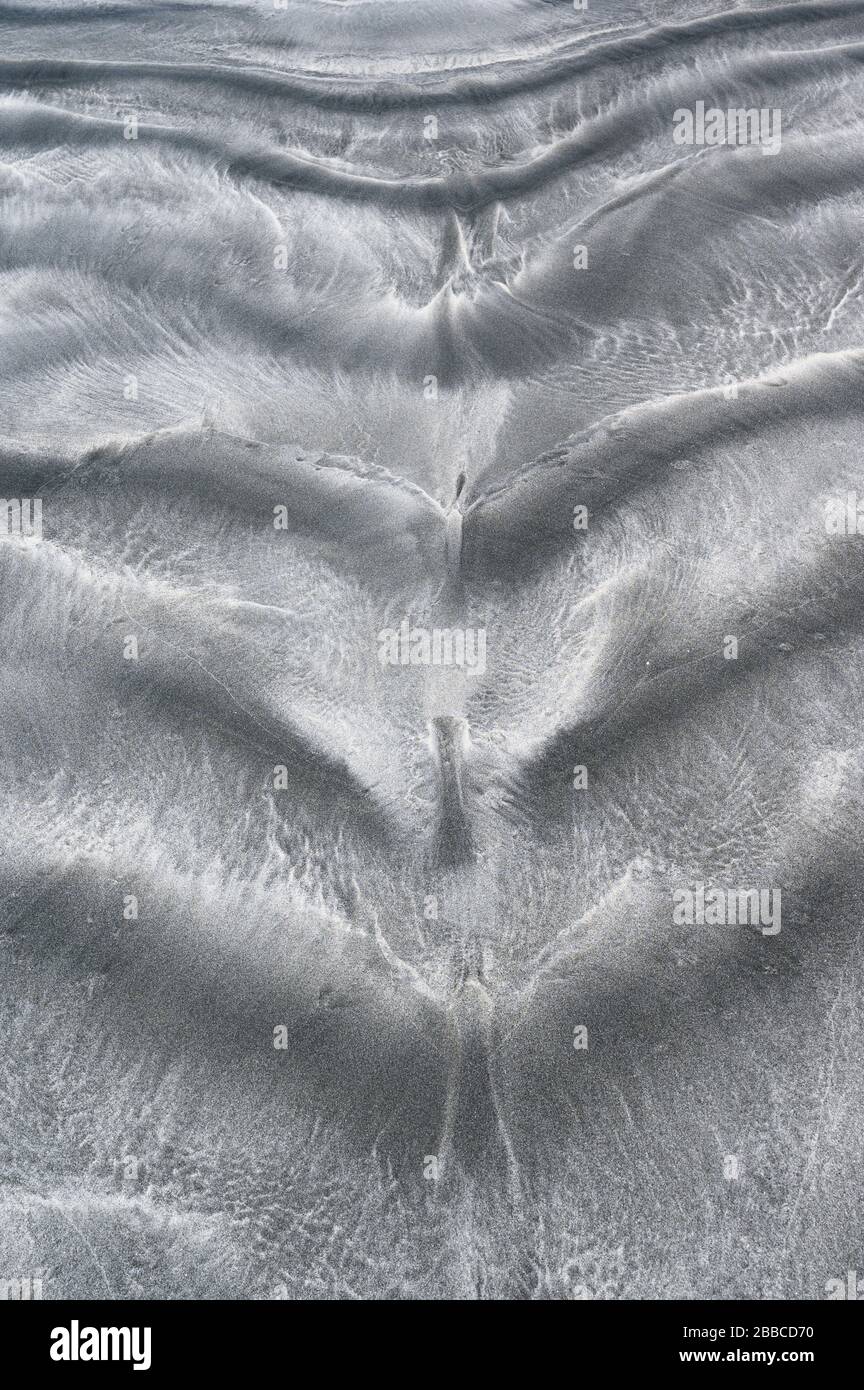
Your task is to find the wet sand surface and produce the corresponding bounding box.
[1,0,864,1298]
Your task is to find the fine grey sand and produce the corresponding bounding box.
[1,0,864,1300]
